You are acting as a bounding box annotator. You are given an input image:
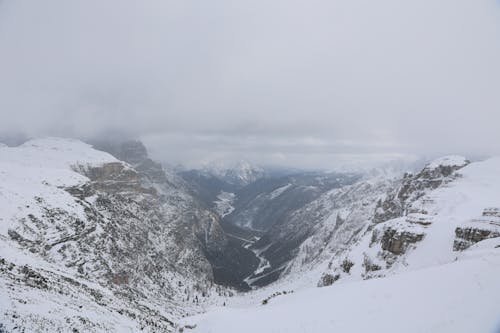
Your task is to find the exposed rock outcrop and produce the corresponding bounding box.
[453,208,500,251]
[315,157,474,286]
[380,227,425,255]
[373,156,469,224]
[318,273,340,287]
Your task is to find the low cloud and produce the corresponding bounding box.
[1,0,499,168]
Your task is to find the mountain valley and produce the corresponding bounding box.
[0,138,499,333]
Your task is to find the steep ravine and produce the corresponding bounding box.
[243,239,271,289]
[177,168,362,289]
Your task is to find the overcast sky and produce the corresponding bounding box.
[1,0,499,169]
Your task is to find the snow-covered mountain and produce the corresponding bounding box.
[0,138,236,332]
[198,160,266,188]
[179,156,500,333]
[1,140,499,333]
[314,155,500,285]
[224,172,361,232]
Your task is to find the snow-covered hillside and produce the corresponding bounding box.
[0,138,117,236]
[0,138,233,332]
[318,156,500,285]
[180,156,500,333]
[182,244,500,333]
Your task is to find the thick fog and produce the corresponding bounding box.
[1,0,499,168]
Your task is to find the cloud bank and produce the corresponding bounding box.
[1,0,499,168]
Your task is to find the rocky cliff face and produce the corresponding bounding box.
[314,156,500,287]
[92,140,258,290]
[373,156,469,224]
[453,208,500,251]
[73,161,214,294]
[379,224,425,255]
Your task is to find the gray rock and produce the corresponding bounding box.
[380,228,425,255]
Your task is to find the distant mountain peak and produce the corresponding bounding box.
[200,160,265,187]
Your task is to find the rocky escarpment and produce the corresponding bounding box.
[6,160,215,322]
[358,216,429,278]
[356,158,469,274]
[93,140,258,290]
[454,208,500,251]
[373,156,469,224]
[91,139,172,187]
[372,214,432,257]
[316,156,475,286]
[0,138,235,332]
[380,226,425,255]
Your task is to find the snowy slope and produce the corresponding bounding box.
[0,138,234,332]
[0,138,118,235]
[297,156,500,288]
[0,238,172,333]
[401,156,500,269]
[0,138,176,331]
[320,156,500,286]
[182,245,500,333]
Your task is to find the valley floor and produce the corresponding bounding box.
[180,244,500,333]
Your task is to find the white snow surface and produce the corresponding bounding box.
[1,137,118,168]
[184,248,500,333]
[402,156,500,270]
[426,155,468,169]
[0,138,119,235]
